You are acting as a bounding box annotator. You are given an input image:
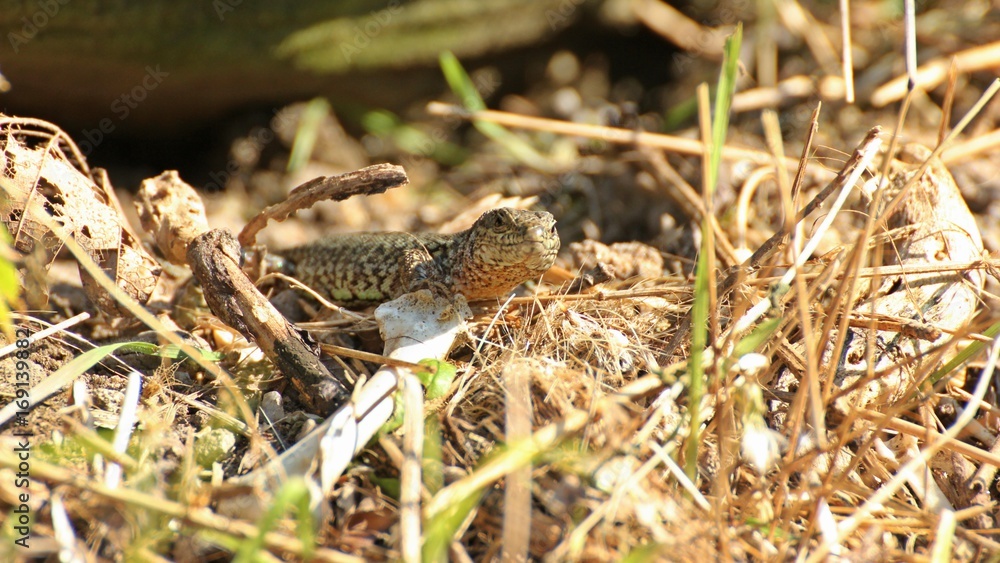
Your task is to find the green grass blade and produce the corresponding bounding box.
[928,320,1000,385]
[439,51,554,172]
[0,341,215,427]
[286,97,331,174]
[708,22,741,193]
[685,24,742,481]
[233,478,314,563]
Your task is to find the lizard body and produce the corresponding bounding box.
[276,208,559,305]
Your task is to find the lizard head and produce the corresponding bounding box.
[457,208,560,299]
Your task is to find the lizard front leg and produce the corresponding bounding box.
[398,248,452,299]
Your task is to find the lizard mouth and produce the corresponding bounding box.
[514,238,559,271]
[515,223,560,270]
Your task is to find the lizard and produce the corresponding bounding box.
[271,207,560,306]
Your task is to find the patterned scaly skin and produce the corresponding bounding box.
[277,208,560,306]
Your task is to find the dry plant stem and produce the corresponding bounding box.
[318,342,424,371]
[651,441,710,510]
[400,372,424,563]
[879,77,1000,234]
[50,494,83,560]
[640,148,738,265]
[733,132,879,473]
[105,370,142,490]
[938,61,959,146]
[776,0,840,75]
[955,527,1000,554]
[747,260,998,289]
[732,103,818,292]
[238,163,408,246]
[781,124,866,450]
[632,0,725,59]
[732,132,875,338]
[871,40,1000,107]
[838,0,854,103]
[845,313,941,342]
[470,293,518,363]
[0,311,89,359]
[941,128,1000,163]
[504,283,690,306]
[450,544,475,563]
[857,408,1000,469]
[820,80,998,400]
[904,0,917,88]
[951,388,1000,420]
[501,361,532,563]
[732,126,881,296]
[0,450,361,562]
[967,433,1000,495]
[755,0,777,87]
[789,104,821,227]
[425,102,819,177]
[734,167,773,253]
[761,110,792,240]
[810,338,1000,561]
[731,76,817,113]
[188,229,350,413]
[663,126,881,358]
[952,505,996,525]
[257,272,369,322]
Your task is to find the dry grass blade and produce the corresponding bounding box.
[872,40,1000,107]
[425,102,829,178]
[500,360,533,563]
[810,339,1000,560]
[400,372,424,563]
[0,449,362,562]
[632,0,727,58]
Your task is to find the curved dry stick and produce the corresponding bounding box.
[238,163,408,246]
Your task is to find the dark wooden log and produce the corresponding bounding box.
[0,0,582,133]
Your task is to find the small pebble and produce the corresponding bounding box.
[260,390,285,423]
[195,428,236,466]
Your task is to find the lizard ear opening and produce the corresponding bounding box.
[491,209,513,231]
[479,209,508,231]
